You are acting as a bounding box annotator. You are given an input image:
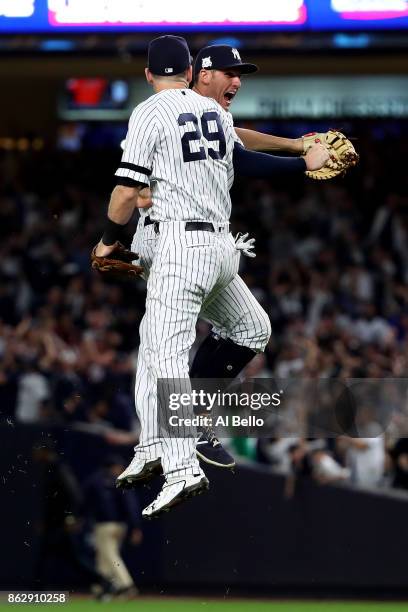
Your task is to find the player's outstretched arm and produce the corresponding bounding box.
[232,142,329,178]
[235,127,304,154]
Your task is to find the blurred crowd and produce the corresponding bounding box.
[1,122,408,494]
[0,148,142,439]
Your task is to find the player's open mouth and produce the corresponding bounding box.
[224,91,236,104]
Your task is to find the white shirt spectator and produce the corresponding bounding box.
[275,358,304,378]
[353,317,393,346]
[340,267,374,302]
[16,371,50,423]
[312,451,350,482]
[346,432,385,487]
[260,437,300,474]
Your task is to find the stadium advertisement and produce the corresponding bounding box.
[0,0,307,32]
[55,75,408,121]
[308,0,408,30]
[2,0,408,32]
[228,76,408,118]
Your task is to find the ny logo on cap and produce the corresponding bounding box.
[202,56,212,68]
[165,67,174,73]
[232,48,241,61]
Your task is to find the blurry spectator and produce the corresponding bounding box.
[256,436,300,473]
[33,440,114,598]
[310,448,350,484]
[336,406,385,487]
[84,455,142,599]
[241,353,272,378]
[15,358,50,423]
[352,302,394,347]
[274,343,304,378]
[284,441,312,498]
[338,434,385,488]
[284,439,350,497]
[389,438,408,491]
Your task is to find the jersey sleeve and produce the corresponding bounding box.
[115,100,158,187]
[225,110,243,147]
[217,106,242,190]
[233,143,306,177]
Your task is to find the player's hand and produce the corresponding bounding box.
[234,232,256,258]
[304,143,330,171]
[94,240,117,257]
[91,242,143,278]
[136,187,153,209]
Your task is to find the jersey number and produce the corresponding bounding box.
[178,111,226,163]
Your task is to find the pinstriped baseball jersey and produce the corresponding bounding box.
[116,89,241,223]
[116,86,265,479]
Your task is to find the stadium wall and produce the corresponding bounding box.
[1,425,407,596]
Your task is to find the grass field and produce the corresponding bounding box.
[2,599,408,611]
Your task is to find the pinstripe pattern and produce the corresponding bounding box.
[131,216,271,349]
[132,222,271,476]
[133,311,163,459]
[202,274,271,350]
[123,86,268,478]
[144,222,239,477]
[131,216,156,281]
[117,90,240,223]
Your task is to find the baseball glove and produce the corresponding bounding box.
[91,241,143,278]
[302,129,359,180]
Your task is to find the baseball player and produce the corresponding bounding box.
[193,44,305,155]
[95,36,329,517]
[117,44,328,487]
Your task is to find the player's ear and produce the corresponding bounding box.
[186,65,193,84]
[145,68,154,85]
[200,69,211,85]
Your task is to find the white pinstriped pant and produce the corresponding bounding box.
[132,217,271,351]
[131,218,271,473]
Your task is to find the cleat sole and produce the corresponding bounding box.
[143,477,209,520]
[116,458,163,489]
[196,449,235,469]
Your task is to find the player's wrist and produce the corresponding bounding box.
[102,217,128,246]
[294,137,304,155]
[276,137,304,154]
[94,240,115,257]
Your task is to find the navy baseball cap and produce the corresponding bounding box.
[148,35,192,76]
[194,45,258,77]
